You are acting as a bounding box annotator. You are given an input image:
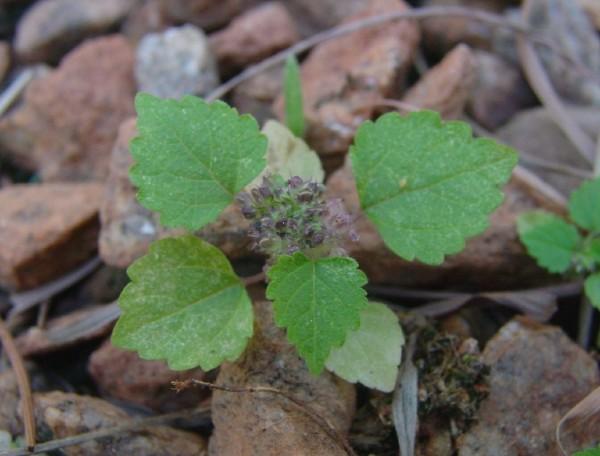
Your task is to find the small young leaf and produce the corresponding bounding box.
[575,238,600,270]
[517,211,581,273]
[283,55,305,138]
[247,120,324,188]
[266,253,368,374]
[112,235,253,371]
[585,272,600,310]
[130,93,267,230]
[350,111,517,265]
[569,177,600,232]
[326,302,404,392]
[585,238,600,263]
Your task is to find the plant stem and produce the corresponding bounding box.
[594,134,600,177]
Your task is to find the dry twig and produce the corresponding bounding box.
[173,379,357,456]
[9,257,101,315]
[466,116,592,180]
[206,6,580,102]
[0,69,34,117]
[0,317,36,450]
[517,0,596,165]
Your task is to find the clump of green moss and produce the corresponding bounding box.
[413,325,489,433]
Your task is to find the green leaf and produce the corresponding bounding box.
[112,235,253,371]
[574,448,600,456]
[585,238,600,263]
[283,55,305,138]
[575,238,600,270]
[130,93,267,230]
[517,211,581,273]
[247,120,324,188]
[266,253,368,374]
[350,111,517,265]
[585,272,600,310]
[326,302,404,392]
[569,177,600,232]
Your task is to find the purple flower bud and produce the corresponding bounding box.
[307,182,324,195]
[288,176,303,188]
[258,185,272,198]
[309,231,325,247]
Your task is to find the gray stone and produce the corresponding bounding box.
[15,0,136,63]
[30,391,206,455]
[457,317,600,456]
[497,107,600,196]
[493,0,600,106]
[467,50,536,130]
[135,24,219,98]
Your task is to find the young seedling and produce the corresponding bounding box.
[111,91,517,393]
[283,54,305,138]
[517,178,600,313]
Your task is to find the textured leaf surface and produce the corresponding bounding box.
[283,55,305,138]
[112,235,253,371]
[248,120,324,188]
[326,302,404,392]
[569,177,600,232]
[517,211,581,273]
[266,253,367,374]
[350,111,517,264]
[585,272,600,310]
[130,93,267,230]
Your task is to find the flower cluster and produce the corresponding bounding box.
[236,175,357,259]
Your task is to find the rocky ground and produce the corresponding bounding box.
[0,0,599,454]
